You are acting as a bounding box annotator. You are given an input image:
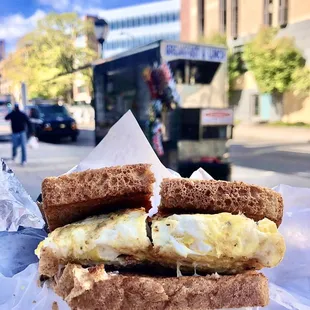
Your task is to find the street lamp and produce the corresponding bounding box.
[94,18,109,58]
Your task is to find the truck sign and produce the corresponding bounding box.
[161,41,227,63]
[200,108,234,125]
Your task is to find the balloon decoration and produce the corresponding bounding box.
[142,63,179,157]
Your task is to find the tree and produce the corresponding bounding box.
[243,27,305,115]
[1,12,97,101]
[200,33,227,46]
[292,67,310,95]
[200,33,246,99]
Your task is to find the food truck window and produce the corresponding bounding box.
[190,61,220,84]
[169,60,185,84]
[179,108,200,140]
[202,126,228,139]
[169,60,220,85]
[105,68,136,115]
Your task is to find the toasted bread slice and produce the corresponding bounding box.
[53,264,269,310]
[160,178,283,226]
[42,164,155,231]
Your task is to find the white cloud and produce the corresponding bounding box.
[0,10,46,50]
[38,0,70,11]
[0,0,103,53]
[37,0,101,12]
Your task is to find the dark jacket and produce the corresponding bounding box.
[5,109,33,134]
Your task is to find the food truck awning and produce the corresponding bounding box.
[93,40,227,79]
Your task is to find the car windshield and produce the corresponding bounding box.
[38,105,69,118]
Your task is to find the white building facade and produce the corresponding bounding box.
[99,0,181,58]
[73,0,180,104]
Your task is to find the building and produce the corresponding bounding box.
[98,0,180,58]
[73,0,181,104]
[72,15,99,105]
[181,0,310,124]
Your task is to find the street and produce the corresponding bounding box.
[230,140,310,188]
[0,130,93,200]
[1,129,310,200]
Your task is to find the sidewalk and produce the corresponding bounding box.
[234,124,310,143]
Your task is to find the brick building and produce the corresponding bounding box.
[181,0,310,123]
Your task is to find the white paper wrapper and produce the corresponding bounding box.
[0,111,310,309]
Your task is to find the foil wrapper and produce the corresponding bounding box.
[0,159,44,232]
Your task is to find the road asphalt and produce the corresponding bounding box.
[1,128,310,200]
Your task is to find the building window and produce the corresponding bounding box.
[231,0,238,39]
[252,95,260,116]
[219,0,227,34]
[128,18,133,28]
[279,0,288,27]
[198,0,205,37]
[263,0,273,26]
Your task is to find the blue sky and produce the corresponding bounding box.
[0,0,159,52]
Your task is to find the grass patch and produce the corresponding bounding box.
[268,121,310,128]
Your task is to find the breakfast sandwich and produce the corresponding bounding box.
[35,164,286,309]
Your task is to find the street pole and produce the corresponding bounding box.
[21,82,27,109]
[98,41,104,58]
[94,18,109,59]
[98,43,102,58]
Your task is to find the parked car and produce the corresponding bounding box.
[26,104,79,141]
[0,97,12,140]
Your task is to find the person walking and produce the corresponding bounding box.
[5,104,33,166]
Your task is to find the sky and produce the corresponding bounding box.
[0,0,160,52]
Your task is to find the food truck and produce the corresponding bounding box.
[93,40,233,180]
